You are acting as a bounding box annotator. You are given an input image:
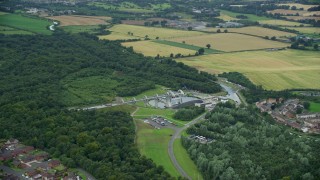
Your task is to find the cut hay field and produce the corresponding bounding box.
[48,15,110,26]
[122,41,196,57]
[0,13,52,34]
[99,32,140,40]
[176,50,320,90]
[171,33,289,52]
[278,3,319,10]
[104,24,205,40]
[203,26,296,37]
[135,120,180,177]
[259,19,308,26]
[286,27,320,34]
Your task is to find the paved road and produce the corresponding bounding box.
[77,168,96,180]
[167,113,207,180]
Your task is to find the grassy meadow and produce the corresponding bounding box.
[103,24,205,40]
[48,15,110,26]
[174,139,203,180]
[171,33,289,52]
[0,13,52,34]
[61,25,100,34]
[219,10,271,21]
[88,2,154,13]
[286,27,320,34]
[259,19,308,26]
[177,50,320,90]
[0,25,33,35]
[135,120,180,177]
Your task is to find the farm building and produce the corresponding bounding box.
[217,21,243,28]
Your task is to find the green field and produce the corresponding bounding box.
[133,107,187,126]
[124,85,166,100]
[135,120,180,177]
[177,50,320,90]
[309,102,320,112]
[61,25,100,34]
[154,40,222,54]
[88,2,154,13]
[0,13,52,34]
[219,10,271,21]
[0,25,33,35]
[60,75,118,106]
[174,139,203,180]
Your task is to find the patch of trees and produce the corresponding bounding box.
[183,106,320,179]
[173,106,205,121]
[308,6,320,11]
[0,31,223,178]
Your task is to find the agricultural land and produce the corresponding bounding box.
[48,15,111,26]
[177,50,320,90]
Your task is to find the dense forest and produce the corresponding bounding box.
[0,32,221,179]
[173,106,205,121]
[183,104,320,180]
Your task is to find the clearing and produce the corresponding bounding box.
[0,13,52,34]
[170,33,289,52]
[176,49,320,90]
[122,40,196,57]
[135,120,180,177]
[103,24,205,40]
[48,15,111,26]
[203,26,296,38]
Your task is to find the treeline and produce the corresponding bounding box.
[183,105,320,179]
[173,106,205,121]
[0,32,222,179]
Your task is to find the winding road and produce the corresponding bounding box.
[167,113,207,179]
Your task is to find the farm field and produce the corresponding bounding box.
[135,120,180,177]
[268,9,320,17]
[203,26,296,37]
[88,2,154,13]
[48,15,110,26]
[259,19,308,26]
[286,27,320,34]
[122,41,196,57]
[0,13,52,34]
[171,33,289,52]
[99,32,140,40]
[219,10,271,21]
[61,25,100,33]
[176,50,320,90]
[173,139,203,180]
[278,3,319,10]
[309,102,320,112]
[104,24,205,40]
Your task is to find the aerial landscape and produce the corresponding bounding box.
[0,0,319,179]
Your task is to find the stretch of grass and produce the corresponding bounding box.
[259,19,307,27]
[133,107,187,126]
[88,2,154,13]
[309,102,320,112]
[124,85,166,100]
[62,25,100,34]
[220,10,271,21]
[173,139,203,180]
[61,75,118,106]
[154,40,222,54]
[0,13,52,34]
[0,25,33,35]
[135,120,180,177]
[177,49,320,90]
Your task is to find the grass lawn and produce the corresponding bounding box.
[0,13,52,34]
[133,107,187,126]
[177,49,320,90]
[309,102,320,112]
[170,33,289,52]
[174,139,203,180]
[135,120,180,177]
[219,10,271,21]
